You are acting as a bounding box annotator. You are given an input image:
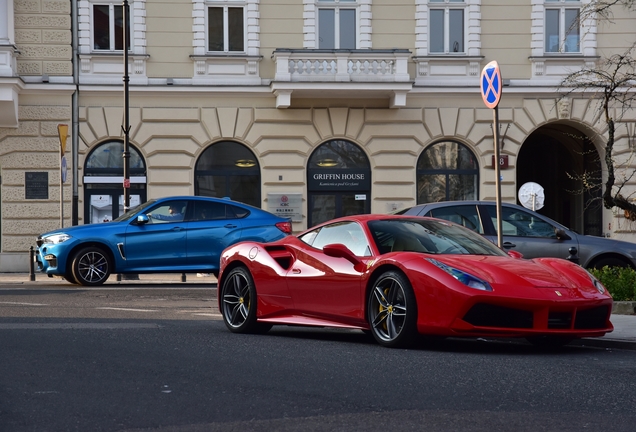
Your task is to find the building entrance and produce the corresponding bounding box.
[307,140,371,227]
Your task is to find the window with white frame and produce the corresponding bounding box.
[544,0,580,53]
[428,0,466,54]
[317,0,358,49]
[207,1,246,53]
[92,3,130,51]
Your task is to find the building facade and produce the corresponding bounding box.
[1,0,636,271]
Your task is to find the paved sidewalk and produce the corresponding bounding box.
[1,272,634,350]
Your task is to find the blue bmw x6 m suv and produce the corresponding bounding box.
[36,196,292,286]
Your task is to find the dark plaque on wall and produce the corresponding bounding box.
[25,172,49,199]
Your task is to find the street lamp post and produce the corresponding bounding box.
[122,0,131,213]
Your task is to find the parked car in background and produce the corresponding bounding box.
[218,214,613,348]
[393,201,636,270]
[36,196,292,286]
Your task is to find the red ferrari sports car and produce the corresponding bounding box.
[217,215,613,348]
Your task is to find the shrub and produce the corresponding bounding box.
[589,266,636,301]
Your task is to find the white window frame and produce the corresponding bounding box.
[206,1,247,53]
[78,1,148,84]
[316,0,359,50]
[304,0,372,49]
[89,2,134,52]
[427,0,467,55]
[415,0,480,57]
[544,0,582,54]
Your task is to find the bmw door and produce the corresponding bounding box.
[122,201,189,271]
[186,201,244,270]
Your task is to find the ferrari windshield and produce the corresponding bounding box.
[368,218,507,256]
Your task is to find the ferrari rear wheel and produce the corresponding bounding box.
[221,266,271,334]
[367,270,417,348]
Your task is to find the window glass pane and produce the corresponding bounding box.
[545,9,560,52]
[428,206,483,234]
[311,195,336,227]
[418,141,476,170]
[93,5,110,50]
[430,9,445,53]
[487,207,557,238]
[448,174,477,200]
[418,174,447,203]
[309,140,369,169]
[319,9,335,49]
[228,7,244,51]
[449,9,464,53]
[208,7,224,51]
[339,9,356,49]
[85,142,145,172]
[114,5,128,50]
[564,8,580,52]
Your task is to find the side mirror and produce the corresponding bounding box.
[507,250,523,259]
[555,228,571,241]
[323,243,366,272]
[136,213,150,224]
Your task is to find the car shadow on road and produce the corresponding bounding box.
[262,326,604,355]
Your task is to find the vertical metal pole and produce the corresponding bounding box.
[60,156,64,228]
[122,0,131,214]
[493,107,503,248]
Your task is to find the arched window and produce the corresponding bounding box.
[195,141,260,208]
[85,140,146,176]
[417,141,478,203]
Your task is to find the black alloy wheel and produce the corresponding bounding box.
[221,266,271,334]
[367,270,417,348]
[71,247,111,286]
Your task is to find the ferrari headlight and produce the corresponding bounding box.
[42,233,72,244]
[586,271,606,294]
[427,258,492,291]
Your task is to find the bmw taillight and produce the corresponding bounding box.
[276,221,292,234]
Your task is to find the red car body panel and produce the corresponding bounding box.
[218,214,613,340]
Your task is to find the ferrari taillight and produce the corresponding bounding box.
[276,221,292,234]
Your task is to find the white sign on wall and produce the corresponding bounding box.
[267,193,303,222]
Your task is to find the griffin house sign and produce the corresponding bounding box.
[308,170,370,191]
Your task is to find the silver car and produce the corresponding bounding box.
[394,200,636,269]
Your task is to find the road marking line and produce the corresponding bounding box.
[0,323,160,329]
[96,307,158,312]
[0,301,48,306]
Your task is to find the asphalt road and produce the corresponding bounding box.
[1,284,635,432]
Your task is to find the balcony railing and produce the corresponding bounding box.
[272,49,411,83]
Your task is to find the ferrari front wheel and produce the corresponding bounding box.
[367,270,417,348]
[220,266,271,334]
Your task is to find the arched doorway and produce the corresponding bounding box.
[83,140,147,223]
[517,124,602,236]
[307,139,371,227]
[416,140,479,203]
[195,141,261,208]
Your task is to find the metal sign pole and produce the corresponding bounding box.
[122,0,131,213]
[493,107,503,248]
[60,156,64,228]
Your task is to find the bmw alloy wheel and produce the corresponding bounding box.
[71,247,111,286]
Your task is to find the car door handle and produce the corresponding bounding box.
[292,268,301,274]
[502,241,516,249]
[171,227,184,231]
[224,224,238,228]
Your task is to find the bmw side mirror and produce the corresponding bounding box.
[507,250,523,259]
[555,228,571,241]
[136,214,150,224]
